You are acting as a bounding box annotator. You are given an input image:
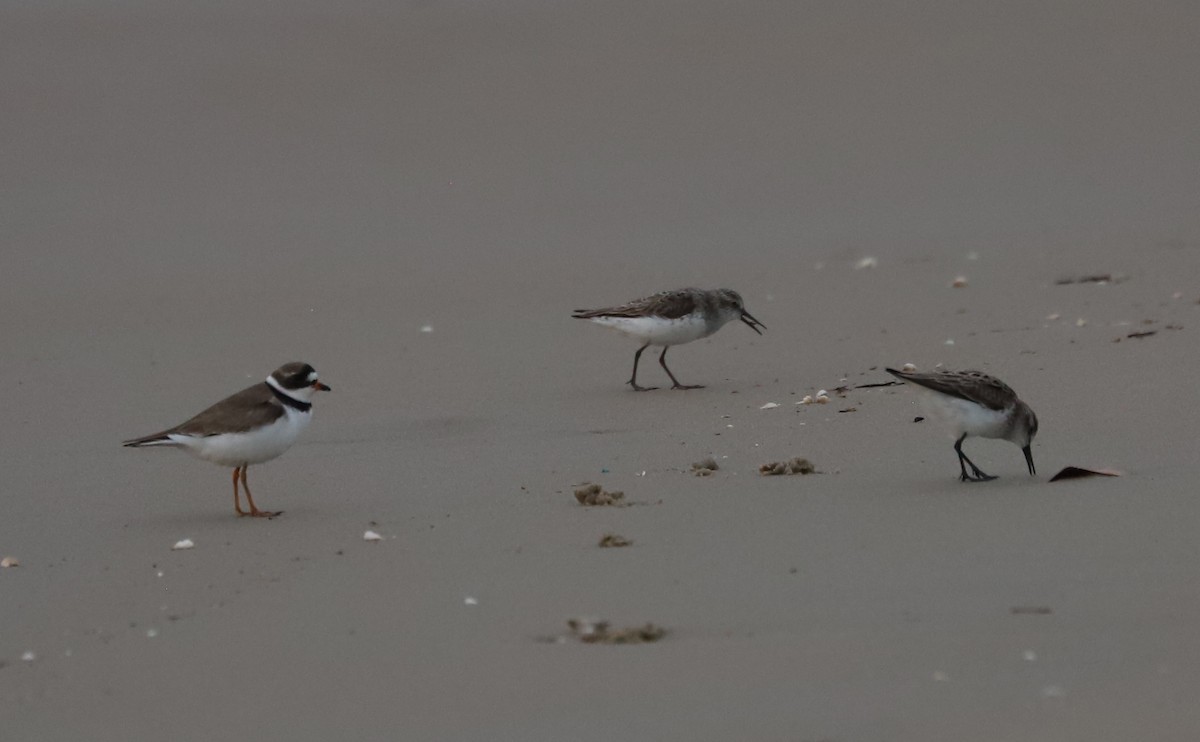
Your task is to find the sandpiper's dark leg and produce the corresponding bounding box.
[240,466,282,518]
[955,434,996,482]
[232,466,248,516]
[627,343,658,391]
[660,347,703,390]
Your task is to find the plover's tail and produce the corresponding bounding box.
[122,431,180,448]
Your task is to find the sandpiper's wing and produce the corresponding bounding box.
[123,383,286,445]
[886,368,1018,411]
[572,289,698,320]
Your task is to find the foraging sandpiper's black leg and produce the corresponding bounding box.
[955,434,997,482]
[627,343,658,391]
[660,347,703,390]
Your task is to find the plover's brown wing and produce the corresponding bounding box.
[886,369,1017,411]
[572,289,698,320]
[123,383,285,446]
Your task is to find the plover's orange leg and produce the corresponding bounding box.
[240,466,282,518]
[232,466,249,516]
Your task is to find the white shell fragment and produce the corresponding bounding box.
[855,256,878,270]
[814,390,830,404]
[419,325,434,333]
[1075,318,1087,327]
[760,402,780,410]
[951,276,969,287]
[363,530,383,542]
[171,539,195,551]
[464,596,478,606]
[798,395,814,405]
[1023,649,1038,662]
[901,363,917,372]
[21,651,35,662]
[1,556,19,568]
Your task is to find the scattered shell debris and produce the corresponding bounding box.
[691,458,719,476]
[854,380,901,389]
[1116,330,1157,341]
[759,402,780,410]
[1046,313,1061,321]
[854,256,878,270]
[363,530,383,542]
[951,276,969,288]
[598,534,632,548]
[464,596,478,606]
[1023,650,1038,662]
[1,556,19,568]
[795,389,832,405]
[171,539,195,551]
[21,651,35,663]
[564,618,666,645]
[419,325,434,333]
[759,458,816,476]
[901,362,917,372]
[1055,273,1125,285]
[1048,466,1121,482]
[1075,318,1087,327]
[574,484,625,506]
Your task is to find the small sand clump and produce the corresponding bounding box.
[759,458,816,476]
[566,618,666,644]
[574,484,625,506]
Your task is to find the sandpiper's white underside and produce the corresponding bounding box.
[151,407,312,467]
[917,389,1011,440]
[586,314,712,346]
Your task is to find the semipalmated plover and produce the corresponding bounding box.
[886,367,1038,482]
[572,288,765,390]
[123,362,331,517]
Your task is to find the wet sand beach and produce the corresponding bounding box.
[2,1,1200,739]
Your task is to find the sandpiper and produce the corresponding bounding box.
[886,367,1038,482]
[572,287,765,390]
[123,362,331,517]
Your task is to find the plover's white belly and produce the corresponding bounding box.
[172,409,312,467]
[588,314,711,346]
[921,393,1011,440]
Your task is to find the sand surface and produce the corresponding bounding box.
[3,1,1200,739]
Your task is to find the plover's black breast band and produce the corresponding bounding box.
[269,383,311,412]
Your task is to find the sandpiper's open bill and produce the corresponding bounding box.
[740,309,766,335]
[123,362,331,517]
[572,287,765,391]
[886,366,1038,482]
